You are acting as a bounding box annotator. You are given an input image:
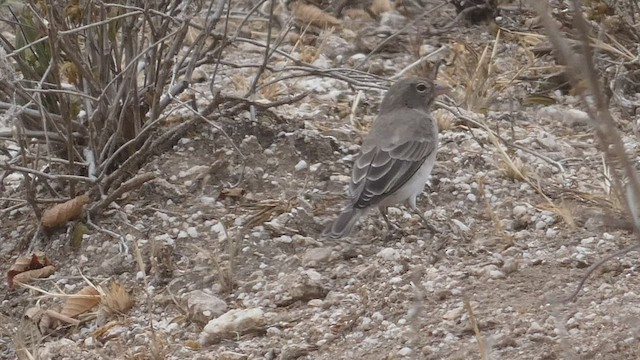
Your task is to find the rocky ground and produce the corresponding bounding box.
[2,1,640,359]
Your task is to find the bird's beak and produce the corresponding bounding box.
[434,81,452,96]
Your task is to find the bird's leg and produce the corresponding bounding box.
[379,206,395,231]
[406,197,437,234]
[379,206,408,240]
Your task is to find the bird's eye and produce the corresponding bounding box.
[416,83,428,93]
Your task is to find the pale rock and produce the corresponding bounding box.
[187,290,228,324]
[219,351,248,360]
[443,307,464,321]
[398,347,412,356]
[294,160,308,171]
[302,247,332,266]
[200,308,265,345]
[377,247,401,261]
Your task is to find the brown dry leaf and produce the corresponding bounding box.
[61,286,101,318]
[60,61,79,85]
[185,339,201,350]
[369,0,394,16]
[41,194,91,229]
[218,187,246,200]
[290,2,341,29]
[24,306,54,333]
[12,266,56,287]
[93,320,127,343]
[102,282,134,315]
[98,282,134,324]
[7,252,54,288]
[343,9,372,21]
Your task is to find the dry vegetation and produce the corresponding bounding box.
[2,0,640,359]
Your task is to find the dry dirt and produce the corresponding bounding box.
[2,1,640,360]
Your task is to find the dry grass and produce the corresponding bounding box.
[434,110,456,132]
[531,0,640,301]
[497,153,528,181]
[538,201,577,230]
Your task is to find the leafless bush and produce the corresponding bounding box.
[0,0,234,217]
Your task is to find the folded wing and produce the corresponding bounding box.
[349,139,436,209]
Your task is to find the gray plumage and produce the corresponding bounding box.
[322,77,447,239]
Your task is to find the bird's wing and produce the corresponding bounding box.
[349,137,436,209]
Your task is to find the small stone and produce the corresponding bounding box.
[275,235,293,244]
[467,193,477,202]
[84,336,95,347]
[275,270,329,307]
[191,68,207,83]
[580,237,595,245]
[361,317,372,330]
[502,259,519,274]
[398,347,412,356]
[309,163,322,172]
[200,308,265,345]
[187,290,228,324]
[443,307,464,321]
[513,205,527,217]
[450,219,470,233]
[211,222,227,241]
[294,160,308,171]
[218,351,247,360]
[535,221,547,230]
[302,247,332,266]
[488,269,505,279]
[527,321,544,334]
[186,227,198,238]
[201,196,217,205]
[377,247,400,261]
[280,344,310,360]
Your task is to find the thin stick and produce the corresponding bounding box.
[463,296,488,360]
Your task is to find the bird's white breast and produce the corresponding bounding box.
[378,151,437,207]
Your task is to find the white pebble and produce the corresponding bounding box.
[187,227,199,238]
[377,248,400,261]
[513,205,527,217]
[310,163,321,172]
[294,160,308,171]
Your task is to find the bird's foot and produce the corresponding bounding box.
[384,225,410,241]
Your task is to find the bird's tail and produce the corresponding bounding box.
[321,207,364,239]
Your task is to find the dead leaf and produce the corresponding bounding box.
[290,2,341,29]
[41,194,91,229]
[218,188,246,200]
[369,0,394,16]
[8,252,54,288]
[61,286,101,318]
[101,282,134,315]
[24,306,54,333]
[12,266,56,287]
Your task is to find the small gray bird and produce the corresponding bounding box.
[322,77,450,239]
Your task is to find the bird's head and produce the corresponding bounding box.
[379,77,450,113]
